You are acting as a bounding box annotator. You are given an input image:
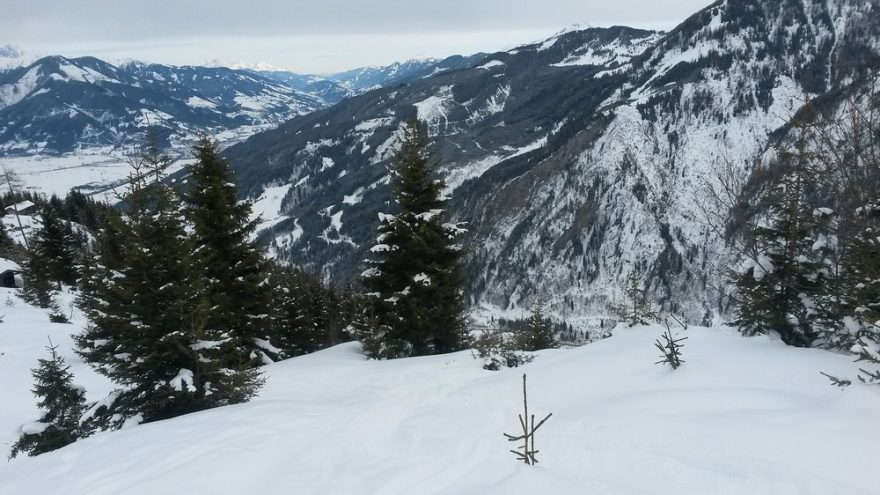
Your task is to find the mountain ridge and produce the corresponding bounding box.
[0,55,324,155]
[224,0,880,324]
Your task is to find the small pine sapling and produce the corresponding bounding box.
[503,374,552,465]
[472,329,533,371]
[9,341,87,458]
[613,271,660,327]
[48,302,70,323]
[655,325,686,370]
[516,305,558,351]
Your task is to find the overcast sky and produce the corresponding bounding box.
[2,0,712,73]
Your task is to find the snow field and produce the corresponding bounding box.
[1,314,877,494]
[0,287,113,454]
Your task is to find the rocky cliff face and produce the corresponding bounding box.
[224,0,879,323]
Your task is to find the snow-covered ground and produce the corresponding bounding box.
[0,152,132,198]
[0,151,195,203]
[1,286,877,494]
[0,122,269,203]
[0,287,113,456]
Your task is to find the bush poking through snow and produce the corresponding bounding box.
[471,330,534,371]
[654,326,686,370]
[503,374,552,465]
[48,309,69,324]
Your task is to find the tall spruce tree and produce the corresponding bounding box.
[20,244,55,309]
[733,138,824,347]
[9,343,87,459]
[183,137,276,366]
[0,211,12,254]
[20,199,79,312]
[727,74,880,351]
[358,118,469,359]
[849,200,880,383]
[269,265,321,357]
[76,134,261,426]
[36,198,78,287]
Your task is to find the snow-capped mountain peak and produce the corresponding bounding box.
[223,0,880,324]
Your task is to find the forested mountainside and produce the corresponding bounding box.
[257,53,487,104]
[225,0,879,322]
[0,53,489,156]
[0,57,322,155]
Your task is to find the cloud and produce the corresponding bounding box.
[3,0,712,72]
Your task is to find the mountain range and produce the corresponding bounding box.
[3,0,879,325]
[255,54,487,105]
[223,0,880,323]
[0,54,480,155]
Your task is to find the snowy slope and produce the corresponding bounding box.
[0,287,114,454]
[1,313,877,494]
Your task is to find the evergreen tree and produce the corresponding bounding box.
[733,141,824,347]
[613,271,660,327]
[849,200,880,383]
[269,265,321,357]
[516,306,558,351]
[183,137,276,366]
[74,211,131,374]
[62,190,102,232]
[76,134,261,426]
[358,118,469,359]
[334,284,360,345]
[20,199,79,312]
[0,212,12,255]
[804,206,850,349]
[268,266,357,357]
[9,343,87,458]
[311,287,331,345]
[324,286,356,347]
[35,198,78,287]
[20,243,55,309]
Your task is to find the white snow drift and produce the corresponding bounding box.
[1,293,877,494]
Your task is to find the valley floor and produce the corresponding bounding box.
[1,285,878,494]
[0,151,194,203]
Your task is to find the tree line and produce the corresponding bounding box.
[9,132,360,457]
[9,119,565,459]
[729,79,880,383]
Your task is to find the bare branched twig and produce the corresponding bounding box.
[655,322,687,370]
[503,374,552,465]
[819,371,851,388]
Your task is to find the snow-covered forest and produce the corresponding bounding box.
[1,0,880,493]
